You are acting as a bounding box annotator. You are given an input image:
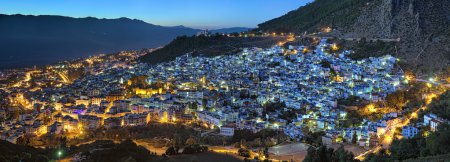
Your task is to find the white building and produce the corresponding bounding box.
[220,126,235,136]
[402,126,418,139]
[123,113,150,126]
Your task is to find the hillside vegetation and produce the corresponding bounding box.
[258,0,369,33]
[139,35,284,64]
[402,154,450,162]
[0,140,50,162]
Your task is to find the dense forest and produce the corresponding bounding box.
[332,39,397,61]
[426,91,450,120]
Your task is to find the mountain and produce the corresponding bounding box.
[258,0,367,33]
[0,14,248,69]
[258,0,450,74]
[0,14,196,69]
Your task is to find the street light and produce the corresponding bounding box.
[57,150,63,160]
[429,77,435,82]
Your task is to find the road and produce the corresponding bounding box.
[355,106,422,160]
[58,72,71,83]
[355,86,447,160]
[416,79,450,88]
[302,35,401,42]
[10,70,40,88]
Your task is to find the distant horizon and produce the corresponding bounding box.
[0,0,311,29]
[1,13,255,30]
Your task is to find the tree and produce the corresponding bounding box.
[351,132,357,144]
[240,139,247,149]
[304,145,357,162]
[427,91,450,119]
[342,110,363,128]
[189,102,198,110]
[165,146,177,155]
[320,60,332,69]
[202,98,207,109]
[424,124,450,156]
[263,147,269,158]
[389,138,418,160]
[385,90,410,110]
[59,137,67,148]
[332,146,355,162]
[263,101,286,113]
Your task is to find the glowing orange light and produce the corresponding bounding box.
[366,104,376,113]
[411,112,418,119]
[323,27,332,33]
[331,44,339,51]
[302,48,309,54]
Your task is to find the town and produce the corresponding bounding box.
[0,37,449,162]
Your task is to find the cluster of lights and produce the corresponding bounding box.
[366,104,377,113]
[331,43,339,52]
[302,48,309,54]
[323,27,332,33]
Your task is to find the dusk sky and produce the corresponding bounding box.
[0,0,311,29]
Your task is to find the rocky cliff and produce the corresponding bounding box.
[344,0,450,73]
[259,0,450,74]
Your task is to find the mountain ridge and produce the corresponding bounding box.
[0,14,250,69]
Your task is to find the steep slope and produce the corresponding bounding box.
[345,0,450,74]
[258,0,450,74]
[258,0,370,33]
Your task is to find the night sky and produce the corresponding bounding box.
[0,0,311,29]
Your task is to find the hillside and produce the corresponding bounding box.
[0,139,243,162]
[258,0,450,74]
[0,14,249,69]
[0,140,50,161]
[402,154,450,162]
[139,35,284,64]
[258,0,369,33]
